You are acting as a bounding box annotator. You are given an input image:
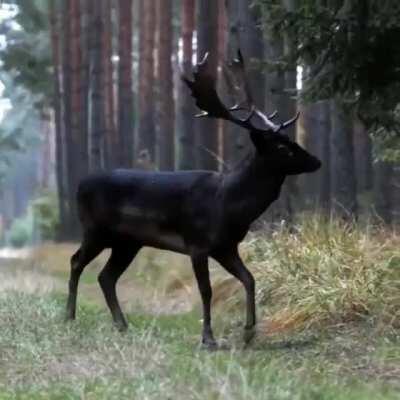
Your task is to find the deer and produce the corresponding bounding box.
[65,51,321,349]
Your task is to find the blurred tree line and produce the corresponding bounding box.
[0,0,399,241]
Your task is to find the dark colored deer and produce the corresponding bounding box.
[66,51,321,348]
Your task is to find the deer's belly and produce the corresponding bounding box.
[115,204,216,254]
[144,230,187,253]
[116,218,187,254]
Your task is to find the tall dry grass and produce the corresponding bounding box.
[241,216,400,334]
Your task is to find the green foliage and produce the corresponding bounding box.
[8,212,33,248]
[0,0,52,107]
[0,78,42,182]
[6,191,60,246]
[0,1,50,183]
[31,191,59,241]
[256,0,400,134]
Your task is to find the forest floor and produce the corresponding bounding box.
[0,218,399,399]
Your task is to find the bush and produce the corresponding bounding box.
[8,213,33,248]
[31,190,59,241]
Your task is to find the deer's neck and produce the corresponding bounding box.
[223,153,285,226]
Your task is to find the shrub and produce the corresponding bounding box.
[31,190,59,241]
[8,213,33,248]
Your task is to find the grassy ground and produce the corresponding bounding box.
[0,217,399,399]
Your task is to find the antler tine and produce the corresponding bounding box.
[254,109,281,132]
[280,111,300,129]
[269,110,278,119]
[233,49,254,107]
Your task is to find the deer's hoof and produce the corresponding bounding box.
[243,326,256,344]
[64,311,75,322]
[115,321,128,333]
[201,338,218,351]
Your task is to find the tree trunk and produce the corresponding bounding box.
[80,0,91,178]
[137,0,156,163]
[156,0,174,170]
[49,0,68,239]
[88,0,104,171]
[61,0,72,236]
[353,118,373,192]
[102,0,117,169]
[373,161,393,224]
[196,0,219,170]
[118,0,134,167]
[39,110,52,189]
[277,0,298,221]
[319,101,331,212]
[177,0,196,170]
[262,1,296,223]
[89,0,105,171]
[224,0,265,169]
[69,0,86,178]
[62,0,83,238]
[218,0,227,169]
[330,98,358,220]
[298,99,331,212]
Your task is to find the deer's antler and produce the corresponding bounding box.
[183,50,299,134]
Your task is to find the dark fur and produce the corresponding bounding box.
[66,132,321,347]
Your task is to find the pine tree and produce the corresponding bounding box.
[137,0,156,164]
[330,98,357,219]
[196,0,219,170]
[89,0,105,171]
[156,0,174,170]
[118,0,134,167]
[177,0,196,170]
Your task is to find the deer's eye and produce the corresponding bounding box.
[277,144,294,156]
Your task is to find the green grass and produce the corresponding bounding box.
[0,291,399,400]
[1,217,400,399]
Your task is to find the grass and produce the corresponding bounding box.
[0,216,399,399]
[242,217,400,334]
[0,292,399,400]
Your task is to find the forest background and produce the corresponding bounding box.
[0,0,399,244]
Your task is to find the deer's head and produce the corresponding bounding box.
[183,51,321,176]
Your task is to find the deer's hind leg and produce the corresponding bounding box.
[98,243,141,331]
[66,236,104,321]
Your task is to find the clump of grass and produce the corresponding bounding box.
[239,216,400,334]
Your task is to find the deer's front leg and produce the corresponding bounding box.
[191,254,217,349]
[214,248,256,344]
